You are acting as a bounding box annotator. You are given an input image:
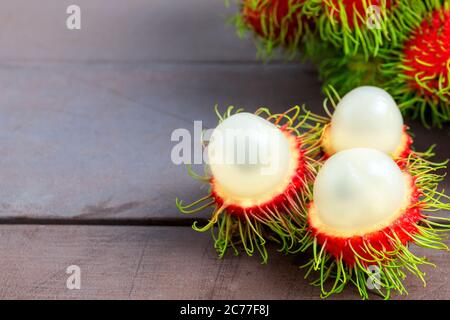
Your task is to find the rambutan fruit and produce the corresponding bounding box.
[299,148,450,299]
[316,50,387,97]
[381,1,450,127]
[322,86,411,158]
[304,86,413,163]
[176,106,322,262]
[310,0,426,58]
[233,0,315,58]
[297,34,388,97]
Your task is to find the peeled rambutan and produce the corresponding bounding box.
[311,0,426,58]
[303,86,413,164]
[300,148,450,299]
[381,2,450,127]
[176,106,322,262]
[235,0,314,57]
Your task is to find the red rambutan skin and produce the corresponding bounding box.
[242,0,306,42]
[211,128,308,217]
[308,175,422,266]
[403,7,450,98]
[326,0,392,29]
[394,127,413,169]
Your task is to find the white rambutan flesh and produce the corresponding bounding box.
[312,148,409,237]
[329,86,404,155]
[207,112,298,208]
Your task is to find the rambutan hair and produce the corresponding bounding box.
[316,50,386,98]
[381,1,450,127]
[176,105,323,263]
[309,0,427,58]
[232,0,315,58]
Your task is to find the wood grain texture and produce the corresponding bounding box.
[0,0,258,62]
[0,62,322,220]
[0,62,448,221]
[0,225,448,300]
[0,0,449,301]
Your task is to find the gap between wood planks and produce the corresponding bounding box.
[0,59,308,68]
[0,217,207,226]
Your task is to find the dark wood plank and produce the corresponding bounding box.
[0,63,323,220]
[1,62,448,221]
[409,122,450,163]
[0,225,448,299]
[0,0,257,62]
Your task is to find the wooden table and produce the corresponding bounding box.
[0,0,449,300]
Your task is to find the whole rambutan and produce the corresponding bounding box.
[176,106,322,262]
[299,147,450,299]
[381,1,450,127]
[234,0,315,57]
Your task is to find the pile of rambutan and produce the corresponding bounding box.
[176,86,450,299]
[175,0,450,300]
[230,0,450,127]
